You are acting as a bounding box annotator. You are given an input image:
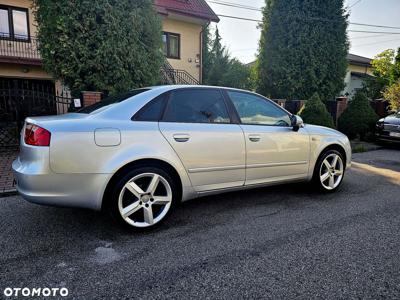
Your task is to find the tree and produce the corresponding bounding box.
[364,48,400,110]
[257,0,349,100]
[205,27,230,86]
[248,62,259,91]
[383,80,400,111]
[203,27,254,90]
[338,92,378,139]
[393,49,400,81]
[222,59,253,90]
[201,25,212,84]
[299,93,335,128]
[33,0,162,96]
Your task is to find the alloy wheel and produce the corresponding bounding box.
[319,153,344,190]
[118,173,173,228]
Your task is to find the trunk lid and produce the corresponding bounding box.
[25,113,91,127]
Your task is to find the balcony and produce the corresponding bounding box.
[0,35,41,65]
[0,35,200,85]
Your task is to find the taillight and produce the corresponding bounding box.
[24,123,51,146]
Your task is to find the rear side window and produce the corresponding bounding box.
[163,89,230,124]
[133,94,166,121]
[78,89,150,114]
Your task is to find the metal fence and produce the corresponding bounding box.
[0,84,76,148]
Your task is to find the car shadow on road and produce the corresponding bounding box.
[6,181,323,237]
[5,156,396,241]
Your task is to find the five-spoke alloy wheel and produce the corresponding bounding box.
[110,166,176,229]
[313,150,345,192]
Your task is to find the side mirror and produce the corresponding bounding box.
[292,115,304,132]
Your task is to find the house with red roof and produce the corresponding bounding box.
[0,0,219,149]
[155,0,219,84]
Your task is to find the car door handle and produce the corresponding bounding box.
[173,134,190,143]
[248,134,261,142]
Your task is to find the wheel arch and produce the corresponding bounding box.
[101,158,183,210]
[314,143,347,175]
[320,144,347,164]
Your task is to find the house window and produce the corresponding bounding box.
[162,32,180,59]
[0,6,30,40]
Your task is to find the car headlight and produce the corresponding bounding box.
[376,120,384,128]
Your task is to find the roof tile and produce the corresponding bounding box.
[154,0,219,22]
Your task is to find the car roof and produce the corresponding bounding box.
[148,85,252,94]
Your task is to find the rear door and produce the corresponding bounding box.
[159,88,246,192]
[225,90,310,185]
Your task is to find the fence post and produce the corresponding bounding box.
[370,99,389,117]
[81,91,103,107]
[335,97,348,124]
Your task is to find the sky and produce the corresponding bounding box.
[206,0,400,64]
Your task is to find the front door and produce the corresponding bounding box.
[225,90,310,185]
[159,88,246,192]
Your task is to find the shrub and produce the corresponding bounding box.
[299,93,335,128]
[34,0,162,96]
[338,92,379,139]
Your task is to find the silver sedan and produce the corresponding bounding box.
[13,86,351,229]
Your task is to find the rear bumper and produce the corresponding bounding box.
[12,155,110,211]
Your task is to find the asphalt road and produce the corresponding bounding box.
[1,149,400,299]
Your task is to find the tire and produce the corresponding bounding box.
[312,150,345,193]
[109,166,177,230]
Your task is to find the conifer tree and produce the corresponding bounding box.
[257,0,349,100]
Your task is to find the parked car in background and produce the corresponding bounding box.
[13,86,351,230]
[376,111,400,143]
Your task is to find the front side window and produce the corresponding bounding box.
[0,6,29,40]
[228,91,291,126]
[162,32,180,59]
[163,89,230,124]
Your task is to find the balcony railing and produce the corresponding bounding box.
[0,34,41,64]
[0,35,200,84]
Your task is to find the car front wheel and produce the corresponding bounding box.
[110,166,176,229]
[313,150,345,192]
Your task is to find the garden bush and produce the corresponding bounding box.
[338,92,378,139]
[299,93,335,128]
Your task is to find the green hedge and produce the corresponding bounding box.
[34,0,162,95]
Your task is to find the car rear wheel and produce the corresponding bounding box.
[313,150,345,192]
[110,166,176,230]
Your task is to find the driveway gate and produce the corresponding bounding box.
[0,78,74,148]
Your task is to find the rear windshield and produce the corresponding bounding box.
[78,89,150,114]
